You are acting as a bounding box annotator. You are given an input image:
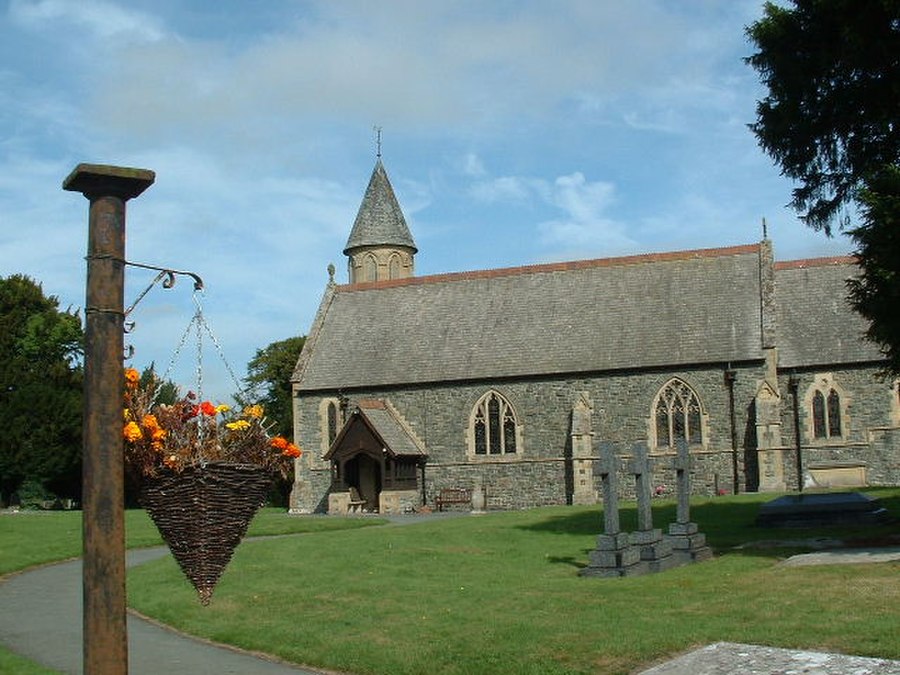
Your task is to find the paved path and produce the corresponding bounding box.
[0,547,323,674]
[2,516,899,674]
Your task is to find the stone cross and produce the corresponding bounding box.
[629,442,654,532]
[596,442,620,535]
[674,439,692,525]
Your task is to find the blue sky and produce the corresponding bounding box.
[1,0,856,402]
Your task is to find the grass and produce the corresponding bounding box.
[0,507,385,672]
[1,492,898,674]
[123,488,900,675]
[0,507,386,577]
[0,647,59,675]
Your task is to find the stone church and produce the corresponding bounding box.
[288,159,900,514]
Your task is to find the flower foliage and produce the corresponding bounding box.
[123,368,300,479]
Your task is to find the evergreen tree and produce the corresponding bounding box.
[241,335,306,440]
[0,275,83,505]
[747,0,900,373]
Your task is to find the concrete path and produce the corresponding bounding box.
[0,547,324,674]
[2,516,899,675]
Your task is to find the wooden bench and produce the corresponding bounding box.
[435,487,471,512]
[348,486,367,513]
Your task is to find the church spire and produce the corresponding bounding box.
[344,158,417,284]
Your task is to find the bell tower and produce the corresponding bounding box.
[344,157,417,285]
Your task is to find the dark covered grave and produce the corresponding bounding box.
[756,491,891,528]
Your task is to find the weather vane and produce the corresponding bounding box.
[373,125,382,158]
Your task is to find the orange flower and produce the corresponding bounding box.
[198,401,218,417]
[270,436,301,457]
[142,414,161,431]
[124,368,140,389]
[282,443,302,458]
[123,421,143,442]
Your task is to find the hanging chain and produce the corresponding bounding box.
[132,270,258,418]
[198,309,247,399]
[158,312,199,398]
[194,292,205,448]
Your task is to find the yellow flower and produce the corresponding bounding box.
[215,404,231,414]
[226,419,251,431]
[244,404,264,419]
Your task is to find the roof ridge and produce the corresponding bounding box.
[775,255,857,270]
[337,242,761,292]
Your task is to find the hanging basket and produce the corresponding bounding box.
[138,461,274,605]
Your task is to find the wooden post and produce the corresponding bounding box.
[64,164,154,675]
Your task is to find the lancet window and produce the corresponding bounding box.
[470,391,519,456]
[653,378,704,448]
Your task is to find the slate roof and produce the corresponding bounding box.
[324,399,426,459]
[293,244,769,392]
[343,159,417,254]
[775,257,882,367]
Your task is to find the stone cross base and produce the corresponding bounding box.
[665,522,713,564]
[630,528,677,573]
[579,533,647,578]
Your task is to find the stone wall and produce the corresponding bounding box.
[290,361,793,512]
[775,365,900,491]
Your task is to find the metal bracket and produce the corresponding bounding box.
[125,260,204,318]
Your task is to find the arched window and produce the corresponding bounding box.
[388,253,402,280]
[653,378,704,448]
[812,388,842,439]
[470,391,519,456]
[805,375,848,442]
[327,401,339,446]
[318,397,343,455]
[362,254,378,282]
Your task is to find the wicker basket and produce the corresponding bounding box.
[138,462,274,605]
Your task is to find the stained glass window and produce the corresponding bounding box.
[653,379,703,448]
[472,391,518,456]
[827,389,842,437]
[813,390,827,438]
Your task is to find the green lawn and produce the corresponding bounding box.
[0,507,385,672]
[2,492,898,674]
[124,489,900,675]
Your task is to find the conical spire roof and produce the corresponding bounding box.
[344,159,417,255]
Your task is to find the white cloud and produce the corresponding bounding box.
[467,167,634,257]
[469,176,533,204]
[0,0,860,401]
[538,173,635,255]
[9,0,166,42]
[463,153,486,178]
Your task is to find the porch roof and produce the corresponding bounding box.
[324,399,427,461]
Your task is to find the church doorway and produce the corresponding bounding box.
[345,453,382,512]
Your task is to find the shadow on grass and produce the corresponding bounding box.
[519,488,900,562]
[546,555,587,569]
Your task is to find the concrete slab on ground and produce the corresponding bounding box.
[640,642,900,675]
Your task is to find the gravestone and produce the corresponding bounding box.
[665,440,712,563]
[579,443,642,577]
[628,443,675,573]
